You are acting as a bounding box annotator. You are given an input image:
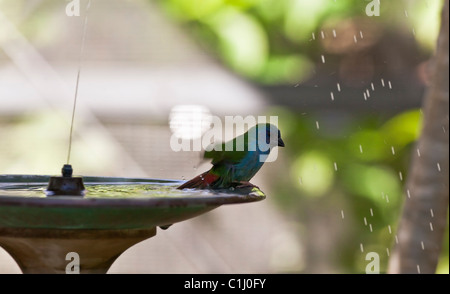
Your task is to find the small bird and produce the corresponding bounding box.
[177,123,285,190]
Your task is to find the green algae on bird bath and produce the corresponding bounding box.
[86,184,266,199]
[0,183,265,199]
[0,175,266,199]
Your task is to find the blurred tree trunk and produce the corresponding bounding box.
[388,0,449,274]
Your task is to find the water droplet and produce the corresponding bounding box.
[330,91,335,101]
[334,162,338,171]
[417,265,421,274]
[312,32,316,40]
[359,30,364,39]
[399,171,403,181]
[299,177,303,185]
[437,162,441,172]
[359,145,363,153]
[388,225,392,234]
[353,35,358,43]
[388,81,392,89]
[404,10,409,17]
[417,148,421,157]
[412,28,416,35]
[395,235,399,244]
[316,121,320,130]
[430,209,434,217]
[364,217,368,226]
[369,224,373,232]
[370,208,373,217]
[341,210,345,219]
[371,82,374,91]
[360,243,364,252]
[381,78,385,87]
[407,189,411,198]
[321,55,325,63]
[363,92,367,100]
[321,30,325,39]
[430,222,434,231]
[337,83,341,92]
[386,248,390,256]
[332,29,337,38]
[386,194,390,203]
[366,89,370,98]
[391,146,396,155]
[443,126,447,133]
[421,241,425,250]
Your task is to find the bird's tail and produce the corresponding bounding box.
[177,170,219,189]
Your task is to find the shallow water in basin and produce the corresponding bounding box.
[0,182,231,199]
[0,181,257,199]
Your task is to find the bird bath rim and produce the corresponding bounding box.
[0,174,266,230]
[0,174,265,206]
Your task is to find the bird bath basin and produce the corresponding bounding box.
[0,175,265,274]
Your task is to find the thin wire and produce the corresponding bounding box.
[67,0,91,164]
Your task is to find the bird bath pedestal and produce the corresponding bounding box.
[0,175,265,274]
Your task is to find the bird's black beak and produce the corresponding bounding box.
[278,137,285,147]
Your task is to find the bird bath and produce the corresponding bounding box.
[0,175,265,274]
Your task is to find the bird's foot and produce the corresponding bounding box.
[234,181,260,189]
[159,224,173,230]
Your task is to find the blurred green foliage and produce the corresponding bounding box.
[270,107,448,273]
[157,0,442,84]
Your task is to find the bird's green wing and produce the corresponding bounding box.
[204,132,249,165]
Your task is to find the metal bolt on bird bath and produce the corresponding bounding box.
[46,164,85,196]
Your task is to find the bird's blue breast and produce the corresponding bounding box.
[231,150,268,182]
